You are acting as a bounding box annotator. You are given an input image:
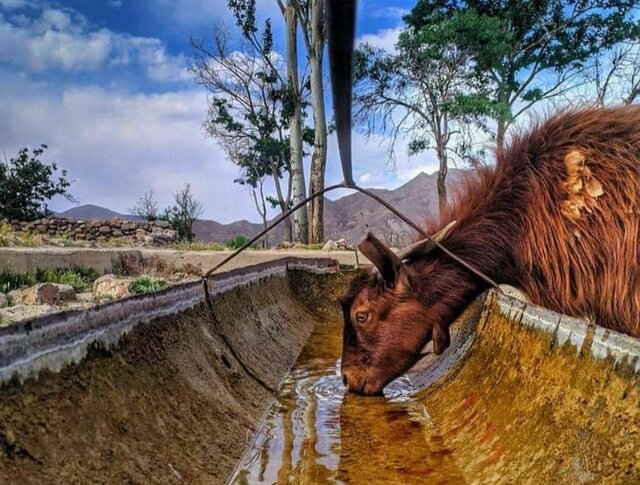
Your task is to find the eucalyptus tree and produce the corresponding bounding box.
[291,0,327,243]
[190,22,294,241]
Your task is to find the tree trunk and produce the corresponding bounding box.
[496,120,507,152]
[436,146,448,222]
[285,1,308,243]
[307,0,327,244]
[272,170,293,242]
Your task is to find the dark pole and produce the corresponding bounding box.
[326,0,357,187]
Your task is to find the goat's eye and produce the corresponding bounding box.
[355,311,368,324]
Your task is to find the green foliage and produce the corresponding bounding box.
[34,266,98,293]
[0,270,36,294]
[226,235,256,250]
[0,224,10,247]
[128,277,169,295]
[354,21,494,167]
[159,183,203,242]
[405,0,640,125]
[0,145,74,221]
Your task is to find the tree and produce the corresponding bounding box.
[227,0,309,243]
[278,0,309,243]
[583,42,640,107]
[354,29,498,216]
[162,183,203,242]
[0,145,74,221]
[406,0,640,148]
[130,189,159,221]
[292,0,327,243]
[190,22,294,242]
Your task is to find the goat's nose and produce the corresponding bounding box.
[342,373,349,387]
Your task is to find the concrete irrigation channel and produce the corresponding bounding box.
[0,254,638,483]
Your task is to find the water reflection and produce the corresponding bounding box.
[230,318,462,484]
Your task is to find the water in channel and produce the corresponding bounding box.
[230,317,464,484]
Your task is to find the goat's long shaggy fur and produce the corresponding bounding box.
[430,106,640,336]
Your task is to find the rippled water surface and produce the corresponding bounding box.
[230,318,463,484]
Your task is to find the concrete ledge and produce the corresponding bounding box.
[0,247,359,275]
[0,257,338,386]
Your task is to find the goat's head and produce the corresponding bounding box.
[340,223,456,395]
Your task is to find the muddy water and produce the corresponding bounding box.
[230,317,464,484]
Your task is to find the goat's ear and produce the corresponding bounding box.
[432,323,451,355]
[358,232,404,287]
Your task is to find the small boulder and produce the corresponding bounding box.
[19,283,60,305]
[154,220,171,228]
[93,275,131,300]
[7,289,22,305]
[276,241,295,250]
[53,284,76,302]
[99,226,111,235]
[76,292,95,303]
[321,239,334,251]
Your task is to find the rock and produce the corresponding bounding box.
[93,275,131,300]
[19,283,60,305]
[162,229,178,241]
[154,220,171,228]
[168,272,188,282]
[53,284,76,302]
[76,292,95,303]
[322,238,354,251]
[276,241,295,250]
[322,240,334,251]
[99,226,111,235]
[0,294,7,308]
[112,229,124,238]
[7,289,22,305]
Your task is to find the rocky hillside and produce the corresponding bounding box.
[56,171,462,247]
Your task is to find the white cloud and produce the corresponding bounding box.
[0,74,261,222]
[357,26,402,52]
[0,69,440,223]
[366,7,409,19]
[146,0,282,30]
[109,0,123,8]
[0,0,31,9]
[0,5,188,82]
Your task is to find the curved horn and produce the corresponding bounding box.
[398,220,457,262]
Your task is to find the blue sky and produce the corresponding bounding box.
[0,0,438,223]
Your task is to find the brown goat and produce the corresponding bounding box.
[341,106,640,395]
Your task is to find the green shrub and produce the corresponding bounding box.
[128,277,169,295]
[226,235,256,250]
[0,224,10,247]
[0,270,36,293]
[35,266,99,292]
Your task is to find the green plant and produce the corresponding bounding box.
[34,266,99,292]
[0,224,10,247]
[226,235,256,250]
[0,270,36,293]
[0,145,75,221]
[128,277,169,295]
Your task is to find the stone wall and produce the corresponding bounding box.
[6,218,178,245]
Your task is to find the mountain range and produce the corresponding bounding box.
[56,171,461,247]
